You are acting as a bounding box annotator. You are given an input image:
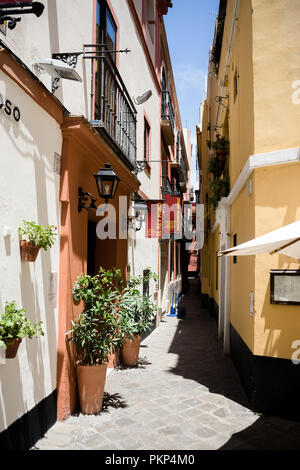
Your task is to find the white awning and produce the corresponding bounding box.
[218,220,300,261]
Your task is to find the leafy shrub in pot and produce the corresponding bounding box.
[66,268,125,414]
[119,270,158,366]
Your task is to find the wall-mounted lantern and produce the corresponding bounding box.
[128,199,148,231]
[93,163,120,204]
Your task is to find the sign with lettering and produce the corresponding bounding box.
[162,195,181,237]
[0,93,21,122]
[146,200,163,239]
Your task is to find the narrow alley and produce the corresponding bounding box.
[31,278,300,451]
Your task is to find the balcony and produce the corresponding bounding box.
[179,153,187,192]
[161,91,175,146]
[161,176,180,197]
[91,50,137,170]
[171,150,187,193]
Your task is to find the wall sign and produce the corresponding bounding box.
[146,200,163,238]
[270,270,300,305]
[0,93,21,122]
[162,195,182,237]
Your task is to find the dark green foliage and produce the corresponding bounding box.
[18,220,57,250]
[0,301,44,349]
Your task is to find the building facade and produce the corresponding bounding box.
[198,0,300,415]
[0,0,190,449]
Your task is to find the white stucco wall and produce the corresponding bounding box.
[0,71,62,433]
[0,0,94,118]
[109,0,161,296]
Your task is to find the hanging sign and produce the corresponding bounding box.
[162,195,182,237]
[146,200,163,238]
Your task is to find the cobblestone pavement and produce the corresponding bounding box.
[32,279,300,450]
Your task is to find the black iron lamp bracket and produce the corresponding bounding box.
[52,46,131,66]
[78,187,97,213]
[0,2,44,30]
[52,52,82,68]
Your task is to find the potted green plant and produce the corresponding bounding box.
[18,220,57,262]
[208,177,230,209]
[211,135,230,173]
[120,270,158,367]
[67,268,125,415]
[0,301,44,358]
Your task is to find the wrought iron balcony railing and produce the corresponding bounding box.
[161,176,180,197]
[161,90,175,131]
[92,48,137,169]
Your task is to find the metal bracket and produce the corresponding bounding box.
[0,2,44,30]
[52,52,82,68]
[78,187,97,213]
[51,77,60,95]
[0,16,21,30]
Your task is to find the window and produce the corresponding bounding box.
[144,118,150,163]
[146,0,155,42]
[96,0,117,62]
[95,1,117,120]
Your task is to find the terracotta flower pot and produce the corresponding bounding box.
[216,151,227,173]
[5,338,22,359]
[122,334,141,367]
[76,363,107,415]
[20,241,40,262]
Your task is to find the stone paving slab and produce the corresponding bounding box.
[32,279,300,450]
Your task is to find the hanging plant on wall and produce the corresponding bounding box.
[208,177,230,210]
[0,301,44,358]
[18,220,57,262]
[211,134,230,154]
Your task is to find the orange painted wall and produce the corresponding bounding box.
[57,116,139,420]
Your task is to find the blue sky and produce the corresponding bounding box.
[164,0,219,188]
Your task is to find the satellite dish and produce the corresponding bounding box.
[133,90,152,105]
[36,59,82,82]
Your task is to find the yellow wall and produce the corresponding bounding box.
[210,229,220,304]
[226,0,254,188]
[254,164,300,359]
[230,182,255,352]
[252,0,300,155]
[200,0,300,362]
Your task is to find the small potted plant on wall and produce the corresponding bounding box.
[0,301,44,358]
[18,220,57,262]
[211,134,230,172]
[120,270,158,367]
[66,268,125,415]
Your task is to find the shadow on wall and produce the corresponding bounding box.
[0,86,61,447]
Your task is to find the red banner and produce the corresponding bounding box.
[146,200,163,238]
[162,195,182,236]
